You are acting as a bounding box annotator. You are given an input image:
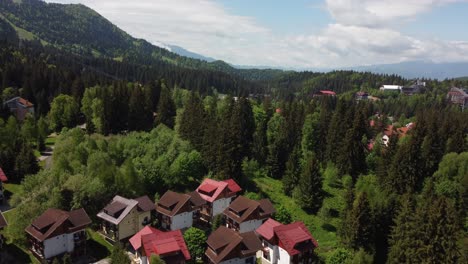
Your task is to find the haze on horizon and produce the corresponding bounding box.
[46,0,468,69]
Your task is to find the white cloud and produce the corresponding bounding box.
[45,0,468,68]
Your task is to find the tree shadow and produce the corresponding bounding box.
[87,239,110,260]
[322,223,337,232]
[1,243,33,264]
[329,209,340,218]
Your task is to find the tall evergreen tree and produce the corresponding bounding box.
[266,113,288,179]
[337,105,367,180]
[128,85,152,131]
[156,84,176,129]
[295,155,323,212]
[14,140,39,182]
[178,92,206,150]
[387,194,418,264]
[282,145,301,196]
[344,192,374,252]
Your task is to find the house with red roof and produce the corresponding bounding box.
[206,226,262,264]
[256,219,318,264]
[25,208,91,261]
[97,195,155,242]
[223,196,275,233]
[195,178,242,223]
[129,226,191,264]
[3,96,35,121]
[313,90,336,97]
[156,190,205,231]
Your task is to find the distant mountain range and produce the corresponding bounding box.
[162,44,468,80]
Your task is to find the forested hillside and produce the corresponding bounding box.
[0,1,467,264]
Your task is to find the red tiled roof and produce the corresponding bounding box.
[196,179,229,203]
[223,179,242,194]
[274,222,318,256]
[129,226,163,250]
[199,183,218,194]
[0,167,7,182]
[18,97,33,108]
[320,90,336,95]
[256,218,281,241]
[141,230,190,261]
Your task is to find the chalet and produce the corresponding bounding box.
[3,97,35,121]
[25,208,91,261]
[447,87,468,110]
[401,82,424,96]
[355,91,369,101]
[313,90,336,97]
[97,195,155,242]
[223,196,275,233]
[156,190,205,231]
[379,85,402,92]
[256,219,319,264]
[0,211,7,249]
[129,226,191,264]
[206,226,262,264]
[196,179,242,223]
[0,167,8,203]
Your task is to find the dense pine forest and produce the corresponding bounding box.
[0,0,467,263]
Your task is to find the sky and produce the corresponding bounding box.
[45,0,468,69]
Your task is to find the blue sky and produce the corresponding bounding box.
[46,0,468,68]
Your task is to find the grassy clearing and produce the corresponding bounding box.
[253,175,345,257]
[45,136,57,147]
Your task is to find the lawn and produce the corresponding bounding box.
[253,175,345,257]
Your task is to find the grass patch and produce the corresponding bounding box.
[253,176,345,257]
[87,229,112,260]
[45,136,56,147]
[4,183,21,198]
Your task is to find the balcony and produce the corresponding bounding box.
[101,224,119,242]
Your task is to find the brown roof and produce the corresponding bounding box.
[187,191,206,207]
[157,191,191,217]
[259,199,276,216]
[103,201,127,216]
[25,208,91,242]
[0,212,7,229]
[206,226,262,263]
[135,196,155,212]
[223,196,275,223]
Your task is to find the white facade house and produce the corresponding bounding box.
[156,190,205,231]
[380,85,402,92]
[25,208,91,261]
[224,196,275,233]
[256,219,319,264]
[196,178,242,223]
[206,226,262,264]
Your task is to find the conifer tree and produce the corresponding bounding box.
[128,85,152,131]
[178,92,206,150]
[283,145,301,196]
[387,194,418,264]
[345,192,374,251]
[295,155,323,212]
[266,113,288,179]
[156,84,176,129]
[14,140,39,182]
[337,106,367,180]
